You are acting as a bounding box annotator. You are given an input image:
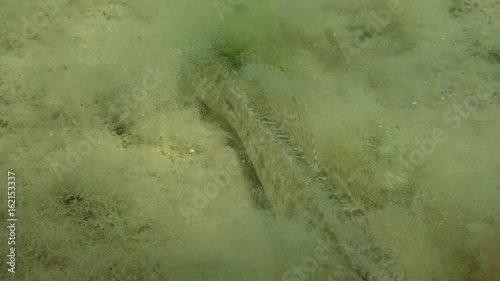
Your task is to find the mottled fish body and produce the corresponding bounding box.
[193,62,406,280]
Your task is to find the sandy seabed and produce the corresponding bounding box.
[0,0,499,280]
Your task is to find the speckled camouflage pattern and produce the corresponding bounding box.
[192,61,406,281]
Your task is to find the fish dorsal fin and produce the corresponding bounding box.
[254,93,320,169]
[255,92,352,198]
